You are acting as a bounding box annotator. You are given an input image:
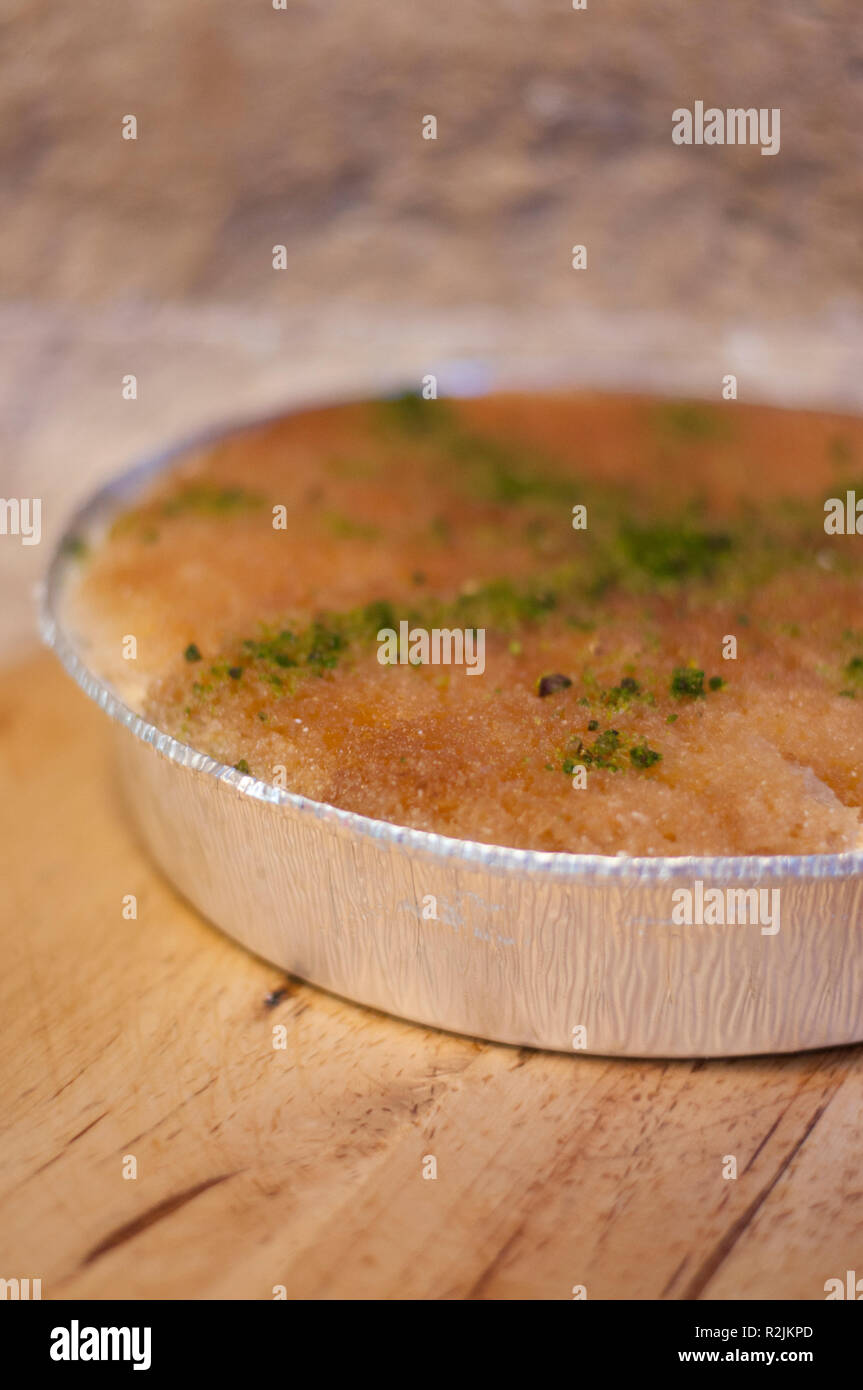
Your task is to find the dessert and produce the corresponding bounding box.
[62,391,863,857]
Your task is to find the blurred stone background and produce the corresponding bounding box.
[2,0,862,654]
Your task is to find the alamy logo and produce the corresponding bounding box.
[824,492,863,534]
[50,1320,151,1371]
[377,622,485,675]
[672,102,780,156]
[0,1277,41,1299]
[0,497,41,545]
[671,880,780,935]
[824,1270,863,1299]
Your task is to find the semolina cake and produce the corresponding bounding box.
[62,391,863,857]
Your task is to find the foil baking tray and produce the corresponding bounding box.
[38,402,863,1058]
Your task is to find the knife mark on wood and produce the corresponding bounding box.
[466,1218,527,1299]
[124,1076,217,1147]
[50,1033,122,1100]
[660,1252,690,1298]
[680,1099,830,1300]
[81,1171,240,1267]
[742,1106,788,1176]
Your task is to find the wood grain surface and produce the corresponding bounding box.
[3,0,863,1305]
[1,651,861,1300]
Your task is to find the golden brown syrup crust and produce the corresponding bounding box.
[68,392,863,855]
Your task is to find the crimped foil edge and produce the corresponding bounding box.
[36,399,863,888]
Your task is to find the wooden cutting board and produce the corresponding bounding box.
[1,651,862,1300]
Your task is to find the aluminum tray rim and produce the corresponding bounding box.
[38,394,863,888]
